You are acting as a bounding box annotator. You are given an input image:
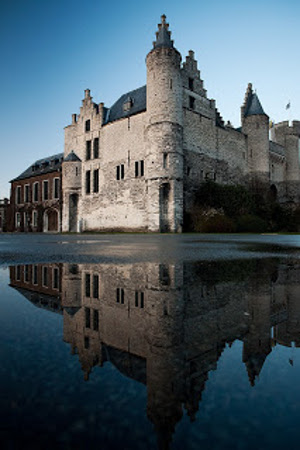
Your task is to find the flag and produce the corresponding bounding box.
[269,120,274,129]
[286,102,291,110]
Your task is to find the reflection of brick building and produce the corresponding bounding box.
[0,198,9,232]
[9,263,62,313]
[9,153,63,232]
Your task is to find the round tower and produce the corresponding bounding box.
[241,84,270,182]
[271,121,300,182]
[62,151,82,232]
[145,15,184,232]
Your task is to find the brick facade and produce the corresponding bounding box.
[9,154,63,232]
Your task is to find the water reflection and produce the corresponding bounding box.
[9,259,300,448]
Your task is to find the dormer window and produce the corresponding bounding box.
[85,119,91,132]
[123,97,133,112]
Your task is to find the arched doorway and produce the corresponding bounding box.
[43,209,59,232]
[69,194,78,232]
[269,184,278,202]
[48,209,59,232]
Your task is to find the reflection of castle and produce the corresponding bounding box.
[9,259,300,448]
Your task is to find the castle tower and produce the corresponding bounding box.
[145,15,184,232]
[271,121,300,198]
[241,84,270,182]
[62,151,82,232]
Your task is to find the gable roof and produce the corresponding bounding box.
[104,85,146,124]
[11,152,64,182]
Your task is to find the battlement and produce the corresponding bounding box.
[273,120,300,136]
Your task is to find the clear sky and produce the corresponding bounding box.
[1,0,299,198]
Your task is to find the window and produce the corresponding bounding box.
[24,184,30,203]
[189,77,194,91]
[43,180,49,200]
[163,153,168,169]
[85,307,91,328]
[116,288,124,304]
[116,164,125,180]
[86,170,91,194]
[93,274,99,298]
[93,169,99,193]
[24,265,30,283]
[53,178,60,199]
[189,96,195,110]
[15,213,21,228]
[84,336,89,349]
[135,160,144,177]
[16,265,21,281]
[85,119,90,132]
[93,138,99,159]
[85,273,91,297]
[33,265,38,285]
[93,310,99,331]
[16,186,21,204]
[159,264,170,286]
[32,210,38,227]
[53,267,59,289]
[33,182,39,202]
[42,266,48,287]
[86,140,91,160]
[135,291,144,308]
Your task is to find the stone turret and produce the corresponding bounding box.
[145,15,184,232]
[62,151,82,232]
[241,83,270,181]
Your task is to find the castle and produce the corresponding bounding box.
[8,15,299,234]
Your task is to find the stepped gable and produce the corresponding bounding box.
[153,14,174,49]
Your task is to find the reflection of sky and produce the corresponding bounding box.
[1,0,300,197]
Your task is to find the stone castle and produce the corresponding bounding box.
[61,15,298,232]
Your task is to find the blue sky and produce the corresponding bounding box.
[1,0,299,198]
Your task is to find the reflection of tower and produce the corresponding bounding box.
[243,281,271,386]
[146,263,185,449]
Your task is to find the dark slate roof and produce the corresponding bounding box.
[64,151,81,162]
[244,93,266,117]
[104,85,146,124]
[11,152,64,182]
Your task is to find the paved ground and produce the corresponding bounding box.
[0,233,299,266]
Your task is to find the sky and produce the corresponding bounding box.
[1,0,300,198]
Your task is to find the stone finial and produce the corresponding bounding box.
[84,89,91,99]
[188,50,195,59]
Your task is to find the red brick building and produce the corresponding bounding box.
[9,153,63,232]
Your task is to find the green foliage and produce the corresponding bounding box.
[187,181,299,233]
[236,214,268,233]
